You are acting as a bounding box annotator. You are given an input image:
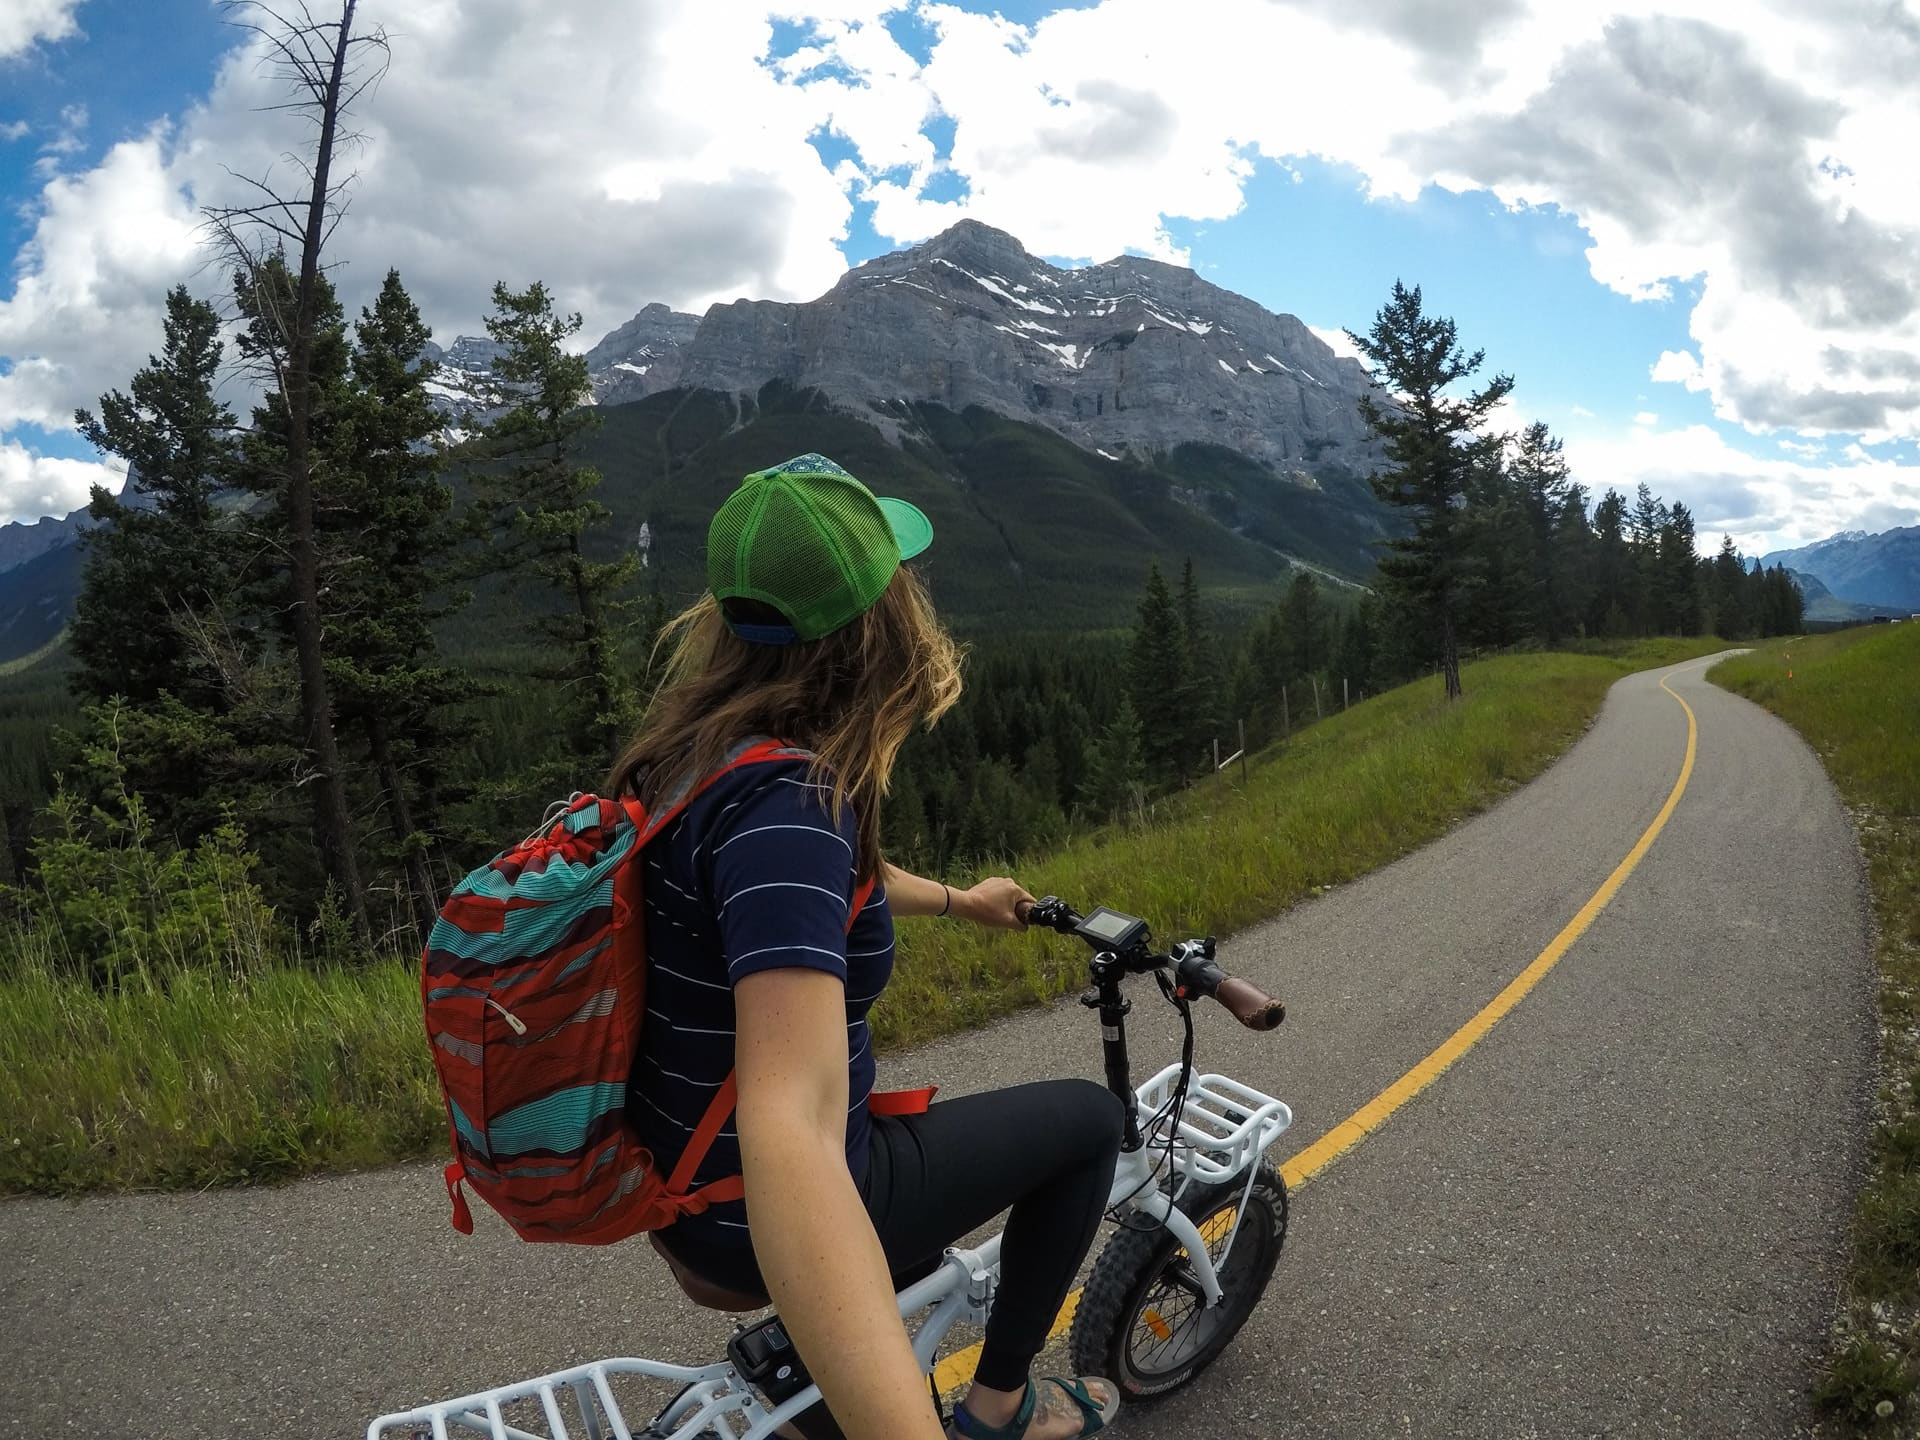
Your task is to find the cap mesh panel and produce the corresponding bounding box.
[706,486,758,596]
[750,486,858,639]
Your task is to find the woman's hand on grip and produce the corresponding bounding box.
[956,876,1034,930]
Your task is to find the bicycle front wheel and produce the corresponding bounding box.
[1068,1163,1288,1398]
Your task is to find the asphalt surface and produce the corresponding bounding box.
[1,656,1875,1439]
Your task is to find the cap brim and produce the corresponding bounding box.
[876,496,933,562]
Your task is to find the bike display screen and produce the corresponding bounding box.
[1076,906,1149,949]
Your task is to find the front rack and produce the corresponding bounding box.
[1134,1063,1294,1185]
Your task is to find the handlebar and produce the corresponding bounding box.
[1018,896,1285,1032]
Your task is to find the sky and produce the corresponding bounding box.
[3,0,1919,557]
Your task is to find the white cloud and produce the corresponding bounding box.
[1,2,861,523]
[1565,422,1920,555]
[0,130,201,436]
[1309,325,1369,365]
[0,120,30,143]
[4,0,1919,540]
[1633,411,1659,427]
[0,0,84,59]
[31,103,89,179]
[0,437,124,521]
[794,0,1920,447]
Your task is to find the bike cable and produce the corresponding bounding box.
[1105,973,1198,1233]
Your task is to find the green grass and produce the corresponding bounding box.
[0,629,66,677]
[0,636,1729,1195]
[1711,624,1920,1428]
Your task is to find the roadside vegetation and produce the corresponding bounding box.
[0,636,1724,1195]
[1711,624,1920,1431]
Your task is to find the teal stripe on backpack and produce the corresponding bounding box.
[488,1082,630,1157]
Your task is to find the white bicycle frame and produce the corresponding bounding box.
[367,1064,1292,1440]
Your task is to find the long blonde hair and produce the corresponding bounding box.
[608,567,963,882]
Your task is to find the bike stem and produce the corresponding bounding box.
[1084,951,1145,1151]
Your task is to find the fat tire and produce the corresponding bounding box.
[1068,1162,1288,1399]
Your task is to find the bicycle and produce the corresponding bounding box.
[368,897,1295,1440]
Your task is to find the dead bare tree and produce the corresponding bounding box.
[203,0,388,938]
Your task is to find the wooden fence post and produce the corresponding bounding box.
[1311,675,1323,720]
[1213,736,1221,783]
[1343,677,1350,711]
[1282,685,1290,737]
[1238,718,1248,785]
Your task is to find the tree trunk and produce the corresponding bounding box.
[1441,611,1464,701]
[566,533,617,762]
[284,0,368,937]
[0,796,31,888]
[365,713,438,941]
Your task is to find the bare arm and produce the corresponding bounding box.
[883,863,1032,928]
[734,967,943,1440]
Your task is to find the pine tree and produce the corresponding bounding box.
[1280,570,1327,680]
[1709,536,1752,638]
[1627,483,1669,635]
[71,287,241,707]
[1460,451,1534,650]
[1349,282,1514,699]
[1080,694,1146,822]
[202,0,389,938]
[1510,422,1571,641]
[1656,502,1700,636]
[1175,558,1219,765]
[1589,489,1635,637]
[1549,482,1595,641]
[1333,593,1381,696]
[472,280,638,782]
[1128,563,1190,783]
[327,270,474,933]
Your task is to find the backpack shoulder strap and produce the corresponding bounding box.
[635,737,813,846]
[664,875,879,1204]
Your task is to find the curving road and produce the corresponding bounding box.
[0,656,1874,1438]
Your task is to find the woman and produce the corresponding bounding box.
[612,453,1125,1440]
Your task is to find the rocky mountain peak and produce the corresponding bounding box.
[428,222,1384,476]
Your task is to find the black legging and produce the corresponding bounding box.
[662,1078,1127,1396]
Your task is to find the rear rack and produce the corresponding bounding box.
[1134,1064,1294,1185]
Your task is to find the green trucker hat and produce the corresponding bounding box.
[707,452,933,644]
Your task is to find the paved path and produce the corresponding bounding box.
[1,657,1874,1438]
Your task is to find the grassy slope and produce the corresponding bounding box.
[1711,625,1920,1429]
[0,636,1726,1195]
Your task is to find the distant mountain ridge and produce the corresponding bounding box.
[0,222,1396,664]
[1762,525,1920,610]
[567,220,1381,473]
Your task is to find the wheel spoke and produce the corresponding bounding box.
[1119,1189,1279,1384]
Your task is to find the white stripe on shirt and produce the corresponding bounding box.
[643,1054,727,1087]
[645,1006,733,1037]
[713,822,851,856]
[726,942,847,973]
[719,881,849,913]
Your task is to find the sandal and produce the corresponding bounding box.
[951,1376,1120,1438]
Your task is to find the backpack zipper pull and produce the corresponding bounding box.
[486,997,528,1035]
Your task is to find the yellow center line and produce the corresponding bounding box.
[932,668,1702,1397]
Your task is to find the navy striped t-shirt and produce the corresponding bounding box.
[627,758,895,1250]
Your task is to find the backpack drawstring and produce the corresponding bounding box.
[520,791,586,847]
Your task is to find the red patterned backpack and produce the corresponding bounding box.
[421,740,880,1244]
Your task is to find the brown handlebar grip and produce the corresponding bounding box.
[1214,976,1286,1031]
